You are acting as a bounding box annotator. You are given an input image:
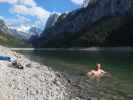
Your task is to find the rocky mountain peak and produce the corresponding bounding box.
[31,0,133,47]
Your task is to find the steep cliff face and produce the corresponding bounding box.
[0,19,11,34]
[45,13,60,29]
[34,0,133,47]
[0,19,31,47]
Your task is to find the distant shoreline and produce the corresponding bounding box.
[11,47,133,51]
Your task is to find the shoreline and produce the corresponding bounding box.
[0,45,132,100]
[0,45,71,100]
[11,46,133,51]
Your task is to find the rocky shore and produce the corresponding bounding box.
[0,46,132,100]
[0,46,71,100]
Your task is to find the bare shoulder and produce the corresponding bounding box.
[86,70,95,76]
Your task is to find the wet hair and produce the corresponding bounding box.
[95,63,102,70]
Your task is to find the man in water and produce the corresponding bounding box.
[87,64,107,79]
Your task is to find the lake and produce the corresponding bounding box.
[16,47,133,99]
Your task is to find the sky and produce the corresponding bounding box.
[0,0,84,32]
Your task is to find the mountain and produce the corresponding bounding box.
[82,0,91,7]
[27,26,42,45]
[0,19,11,35]
[10,29,29,40]
[0,18,29,40]
[0,19,31,47]
[31,0,133,48]
[45,13,60,29]
[28,26,42,36]
[10,26,42,40]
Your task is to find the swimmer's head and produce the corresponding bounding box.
[96,63,101,70]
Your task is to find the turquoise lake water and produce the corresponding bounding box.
[18,48,133,98]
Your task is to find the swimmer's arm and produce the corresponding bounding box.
[101,70,107,74]
[86,70,94,76]
[102,70,112,78]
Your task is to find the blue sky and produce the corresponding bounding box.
[0,0,84,32]
[36,0,80,12]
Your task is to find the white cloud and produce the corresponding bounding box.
[0,0,17,4]
[5,15,31,28]
[0,0,51,33]
[17,24,30,32]
[10,5,50,21]
[0,16,5,20]
[18,0,36,7]
[16,15,31,23]
[30,6,50,20]
[0,0,36,6]
[10,5,28,14]
[8,5,50,30]
[70,0,84,5]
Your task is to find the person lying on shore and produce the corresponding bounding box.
[0,52,23,69]
[0,55,16,62]
[86,64,107,80]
